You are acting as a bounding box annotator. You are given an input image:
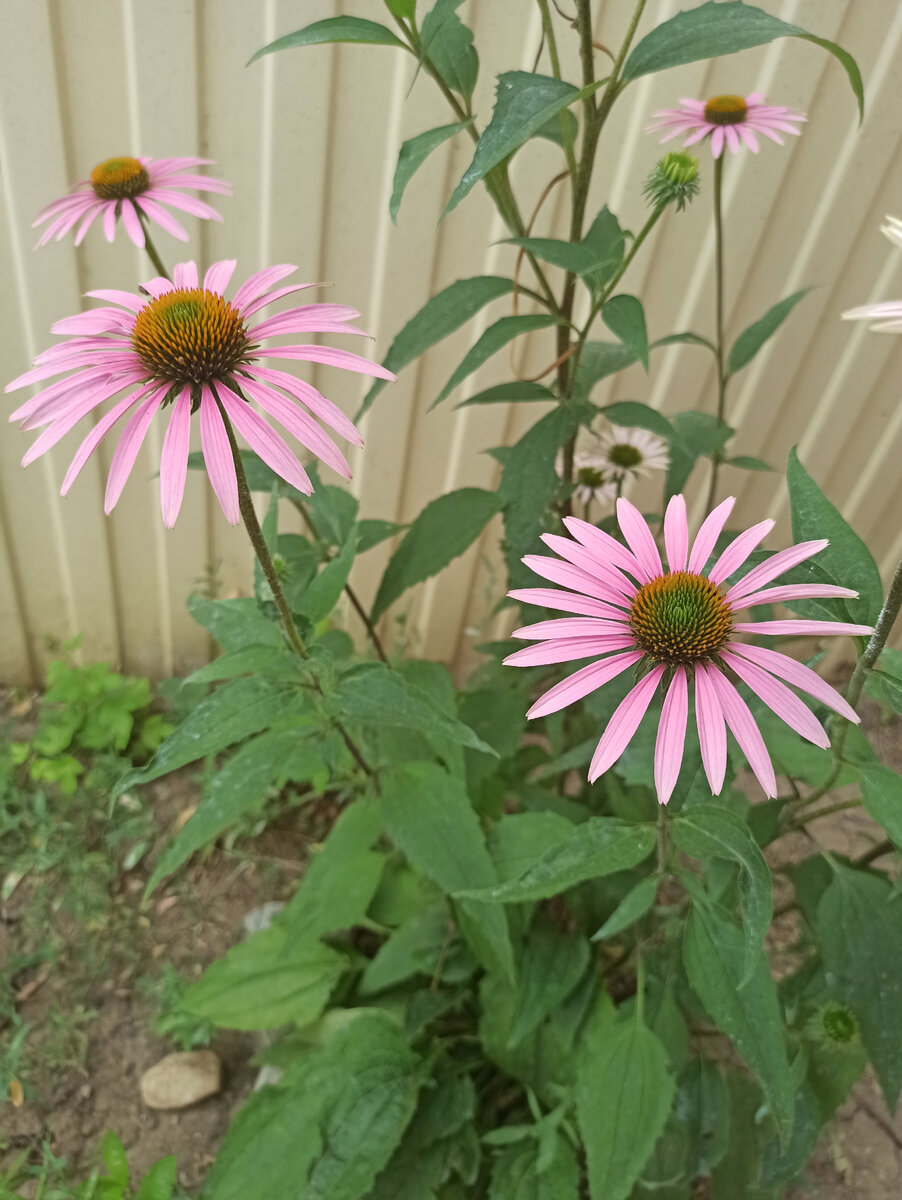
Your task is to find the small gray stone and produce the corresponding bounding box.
[139,1050,222,1110]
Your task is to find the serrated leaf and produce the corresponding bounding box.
[249,17,407,64]
[576,1004,676,1200]
[420,0,478,99]
[621,2,863,121]
[602,295,649,371]
[358,518,405,553]
[672,805,772,986]
[380,761,515,982]
[302,530,357,623]
[727,289,813,376]
[817,865,902,1109]
[600,401,672,441]
[433,314,559,407]
[135,1157,178,1200]
[683,903,794,1146]
[188,594,281,651]
[360,276,514,415]
[786,447,882,624]
[372,487,501,619]
[183,642,281,685]
[508,925,589,1046]
[391,122,466,221]
[592,874,659,940]
[458,816,655,903]
[489,1135,579,1199]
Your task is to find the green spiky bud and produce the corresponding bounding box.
[807,1001,860,1052]
[643,152,701,212]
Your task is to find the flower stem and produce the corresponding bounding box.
[705,153,729,512]
[135,213,172,283]
[537,0,578,181]
[656,804,669,875]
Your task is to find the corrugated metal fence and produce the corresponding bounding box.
[1,0,900,685]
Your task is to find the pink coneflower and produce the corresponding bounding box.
[6,261,394,527]
[505,495,870,804]
[842,217,902,331]
[33,156,230,248]
[648,93,806,158]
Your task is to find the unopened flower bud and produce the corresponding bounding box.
[643,151,701,212]
[807,1001,860,1052]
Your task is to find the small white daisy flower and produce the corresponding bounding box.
[598,425,669,483]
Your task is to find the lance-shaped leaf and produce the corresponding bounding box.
[859,763,902,848]
[602,295,649,371]
[433,313,560,407]
[420,0,478,99]
[599,400,672,441]
[390,122,467,221]
[249,17,407,64]
[458,380,554,407]
[507,924,590,1046]
[727,289,813,376]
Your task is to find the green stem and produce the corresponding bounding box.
[635,950,646,1024]
[537,0,578,181]
[656,804,669,874]
[705,153,728,512]
[136,212,172,282]
[789,797,863,827]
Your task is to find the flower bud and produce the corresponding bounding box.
[806,1001,860,1052]
[643,151,701,212]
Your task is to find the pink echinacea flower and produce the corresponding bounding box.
[648,93,806,158]
[505,496,870,804]
[5,261,394,527]
[33,156,230,248]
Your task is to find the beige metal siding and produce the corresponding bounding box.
[0,0,898,685]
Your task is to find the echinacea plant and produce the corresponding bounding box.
[9,4,902,1200]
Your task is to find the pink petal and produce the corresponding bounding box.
[725,540,829,602]
[61,385,159,496]
[51,308,133,336]
[526,651,644,720]
[720,649,828,747]
[9,365,133,421]
[232,265,298,311]
[104,391,162,513]
[73,202,107,246]
[560,515,645,580]
[724,125,741,154]
[33,193,93,224]
[102,204,117,242]
[708,519,774,585]
[242,366,362,445]
[540,533,637,598]
[688,496,735,573]
[507,587,629,620]
[204,260,237,294]
[248,303,363,340]
[521,554,631,607]
[144,188,222,221]
[732,620,872,637]
[512,616,631,640]
[615,498,662,581]
[589,666,666,782]
[682,124,715,148]
[140,276,177,299]
[216,383,313,496]
[738,124,759,152]
[504,634,636,668]
[199,385,240,524]
[655,667,688,805]
[240,378,351,478]
[147,157,215,176]
[664,494,688,573]
[120,199,145,247]
[694,663,727,796]
[173,262,199,289]
[154,173,231,195]
[733,583,857,609]
[726,642,860,723]
[711,127,726,157]
[85,289,145,312]
[160,388,192,528]
[133,196,190,241]
[706,668,777,797]
[238,281,321,320]
[250,343,396,381]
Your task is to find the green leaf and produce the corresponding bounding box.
[360,906,457,995]
[188,594,281,651]
[580,205,625,293]
[135,1158,177,1200]
[249,17,407,64]
[727,289,813,376]
[278,798,385,939]
[183,643,281,685]
[672,805,772,986]
[372,487,502,619]
[498,406,576,590]
[508,924,590,1046]
[433,314,559,407]
[677,1060,730,1177]
[380,761,515,981]
[859,764,902,848]
[489,1136,579,1199]
[591,874,659,940]
[501,236,604,277]
[185,925,345,1030]
[599,401,672,442]
[145,727,328,894]
[386,0,416,17]
[102,1133,130,1188]
[666,411,733,497]
[683,903,794,1145]
[360,276,514,416]
[786,447,882,624]
[305,472,359,546]
[602,295,649,371]
[391,122,466,221]
[332,662,496,755]
[576,1003,676,1200]
[654,330,716,353]
[572,340,636,397]
[533,108,578,152]
[458,816,655,903]
[358,518,405,553]
[459,380,555,408]
[817,865,902,1109]
[621,2,863,122]
[420,0,478,99]
[726,454,774,472]
[445,72,598,214]
[114,676,304,798]
[302,531,357,623]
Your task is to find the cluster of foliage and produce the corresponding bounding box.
[0,1132,186,1200]
[9,2,902,1199]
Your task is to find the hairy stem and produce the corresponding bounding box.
[705,153,728,511]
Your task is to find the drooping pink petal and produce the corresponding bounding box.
[119,199,145,247]
[242,366,363,445]
[251,343,396,381]
[134,196,189,241]
[240,378,351,478]
[173,261,199,289]
[663,494,688,573]
[694,662,727,796]
[144,188,222,221]
[21,382,130,465]
[159,388,192,528]
[733,583,857,609]
[726,642,860,723]
[154,173,231,194]
[720,649,828,747]
[61,385,159,495]
[204,260,237,294]
[708,519,774,584]
[248,304,363,340]
[199,384,240,525]
[706,668,777,797]
[738,124,759,152]
[504,634,636,667]
[102,204,117,242]
[507,587,629,621]
[589,665,666,782]
[540,533,638,598]
[655,667,688,805]
[526,651,644,720]
[732,619,872,637]
[725,539,828,602]
[104,391,162,513]
[511,616,631,640]
[560,515,645,580]
[73,202,107,246]
[615,498,663,580]
[232,265,298,311]
[9,365,133,422]
[520,555,631,608]
[724,125,741,154]
[711,127,726,157]
[688,496,735,573]
[215,383,313,496]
